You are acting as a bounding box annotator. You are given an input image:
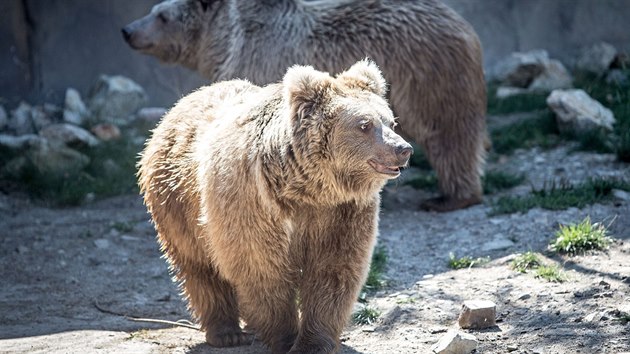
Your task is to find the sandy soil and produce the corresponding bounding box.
[1,144,629,354]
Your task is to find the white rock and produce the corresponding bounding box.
[431,329,478,354]
[39,123,100,147]
[137,107,167,123]
[88,75,148,125]
[496,86,529,99]
[547,89,616,134]
[9,102,35,135]
[529,59,573,91]
[612,189,630,201]
[492,49,549,88]
[26,139,90,176]
[458,300,497,329]
[576,42,617,75]
[0,134,43,151]
[31,106,53,132]
[63,88,88,125]
[481,234,515,251]
[0,105,7,130]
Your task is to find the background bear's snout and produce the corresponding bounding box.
[121,27,132,43]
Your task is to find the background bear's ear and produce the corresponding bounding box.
[337,59,387,97]
[283,65,333,120]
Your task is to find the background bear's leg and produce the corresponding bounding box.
[420,127,485,212]
[290,203,378,353]
[175,264,251,347]
[231,277,299,354]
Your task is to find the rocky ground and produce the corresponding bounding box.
[1,133,629,354]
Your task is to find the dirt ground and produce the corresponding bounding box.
[1,140,629,354]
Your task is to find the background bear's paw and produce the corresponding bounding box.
[419,195,482,212]
[205,328,253,347]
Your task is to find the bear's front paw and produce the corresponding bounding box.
[205,328,253,347]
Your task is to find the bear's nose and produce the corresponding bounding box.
[396,143,413,161]
[121,27,132,42]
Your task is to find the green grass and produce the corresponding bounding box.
[573,70,630,161]
[362,246,388,292]
[487,84,549,115]
[490,177,630,215]
[111,221,135,233]
[483,171,525,194]
[510,251,542,273]
[550,217,611,255]
[352,306,381,325]
[447,252,490,270]
[2,136,141,206]
[490,111,560,155]
[535,265,568,283]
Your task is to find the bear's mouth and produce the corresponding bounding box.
[368,160,401,177]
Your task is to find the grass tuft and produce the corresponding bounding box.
[487,84,550,115]
[510,251,542,273]
[490,111,560,155]
[352,306,381,325]
[535,265,568,283]
[490,177,630,215]
[362,246,388,292]
[483,171,525,194]
[550,217,611,255]
[447,253,490,270]
[111,221,135,233]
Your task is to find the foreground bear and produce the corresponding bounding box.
[124,0,487,212]
[138,60,412,353]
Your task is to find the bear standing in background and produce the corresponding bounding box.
[124,0,487,212]
[138,60,412,353]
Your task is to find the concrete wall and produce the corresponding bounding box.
[1,0,629,109]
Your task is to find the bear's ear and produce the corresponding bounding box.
[337,59,387,97]
[283,65,333,120]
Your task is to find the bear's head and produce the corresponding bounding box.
[122,0,216,66]
[283,60,412,195]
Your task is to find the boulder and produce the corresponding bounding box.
[492,49,549,88]
[0,105,7,131]
[63,88,89,126]
[90,123,121,141]
[88,75,148,126]
[528,59,573,91]
[0,134,44,151]
[9,102,35,135]
[137,107,167,123]
[26,139,90,176]
[547,89,616,135]
[39,123,100,148]
[431,329,478,354]
[576,42,617,75]
[31,106,54,132]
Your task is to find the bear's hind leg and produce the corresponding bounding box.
[177,264,251,347]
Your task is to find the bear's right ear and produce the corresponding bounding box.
[283,65,333,121]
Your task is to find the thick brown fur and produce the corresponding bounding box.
[138,60,412,353]
[124,0,487,212]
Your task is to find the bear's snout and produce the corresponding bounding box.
[121,27,132,43]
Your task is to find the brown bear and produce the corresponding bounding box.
[124,0,487,212]
[137,60,412,353]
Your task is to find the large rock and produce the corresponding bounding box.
[492,49,549,88]
[39,123,100,148]
[431,329,478,354]
[26,139,90,176]
[88,75,148,126]
[0,105,7,131]
[528,59,573,91]
[0,134,43,151]
[547,89,616,135]
[63,88,89,126]
[9,102,35,135]
[576,42,617,75]
[30,106,54,132]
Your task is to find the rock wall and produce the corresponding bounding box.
[1,0,629,108]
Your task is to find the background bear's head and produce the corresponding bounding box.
[283,60,413,189]
[122,0,213,67]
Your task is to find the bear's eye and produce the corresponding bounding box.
[359,120,373,132]
[158,12,169,23]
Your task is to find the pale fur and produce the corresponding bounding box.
[138,61,411,353]
[124,0,488,211]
